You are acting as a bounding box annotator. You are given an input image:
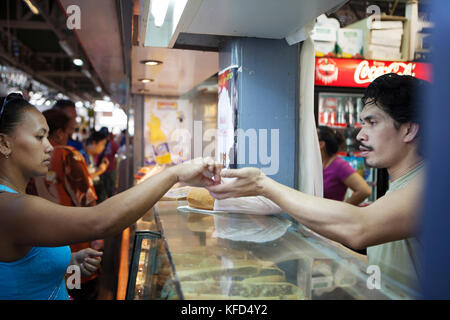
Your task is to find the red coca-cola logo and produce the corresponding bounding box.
[315,57,430,87]
[354,60,417,84]
[316,58,338,85]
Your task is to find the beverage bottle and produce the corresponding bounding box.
[347,99,355,126]
[147,113,172,165]
[337,99,346,126]
[356,98,363,125]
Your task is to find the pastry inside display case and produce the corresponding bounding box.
[159,248,305,300]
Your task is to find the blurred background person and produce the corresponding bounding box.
[27,108,103,300]
[97,127,119,198]
[85,130,109,203]
[53,100,88,162]
[317,126,371,205]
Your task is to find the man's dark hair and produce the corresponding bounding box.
[362,73,429,129]
[317,126,345,156]
[53,99,76,110]
[0,93,35,135]
[42,109,71,137]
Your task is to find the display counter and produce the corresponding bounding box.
[126,200,418,300]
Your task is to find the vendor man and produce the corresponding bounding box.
[207,73,428,289]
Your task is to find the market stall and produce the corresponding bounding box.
[124,199,417,300]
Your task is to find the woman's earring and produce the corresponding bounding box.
[5,155,8,159]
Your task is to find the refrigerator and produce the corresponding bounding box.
[314,57,431,203]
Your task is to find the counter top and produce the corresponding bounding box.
[132,200,417,300]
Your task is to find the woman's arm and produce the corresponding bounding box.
[0,158,218,247]
[90,158,109,179]
[343,172,371,206]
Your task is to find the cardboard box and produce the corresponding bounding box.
[311,26,337,57]
[366,44,402,61]
[370,29,403,47]
[336,28,363,58]
[346,14,409,61]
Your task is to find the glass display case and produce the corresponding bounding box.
[126,200,418,300]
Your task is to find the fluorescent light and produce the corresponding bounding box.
[82,69,92,79]
[59,40,74,57]
[141,60,163,66]
[139,78,153,83]
[151,0,169,27]
[73,58,84,67]
[95,86,102,93]
[23,0,39,15]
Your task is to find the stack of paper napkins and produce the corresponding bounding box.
[366,19,403,60]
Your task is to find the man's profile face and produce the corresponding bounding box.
[356,102,406,169]
[62,106,77,137]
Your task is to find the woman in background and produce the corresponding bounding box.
[318,126,371,206]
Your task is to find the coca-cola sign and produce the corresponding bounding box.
[315,58,431,87]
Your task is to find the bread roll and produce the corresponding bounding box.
[187,187,215,210]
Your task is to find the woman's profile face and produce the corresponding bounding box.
[6,108,54,177]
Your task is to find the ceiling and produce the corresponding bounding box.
[1,0,429,103]
[0,0,106,102]
[172,0,348,42]
[58,0,130,105]
[132,0,350,97]
[131,45,218,97]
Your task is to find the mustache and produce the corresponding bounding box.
[359,143,374,151]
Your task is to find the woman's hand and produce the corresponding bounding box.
[97,158,110,175]
[206,167,267,199]
[71,248,103,277]
[171,157,222,186]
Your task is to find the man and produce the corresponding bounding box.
[207,73,428,289]
[53,100,88,161]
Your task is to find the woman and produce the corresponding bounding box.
[317,126,371,205]
[28,108,103,300]
[0,93,218,299]
[85,130,109,203]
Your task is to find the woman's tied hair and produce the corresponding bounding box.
[0,93,34,135]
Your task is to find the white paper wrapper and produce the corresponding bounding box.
[177,205,227,215]
[212,214,291,243]
[214,196,283,215]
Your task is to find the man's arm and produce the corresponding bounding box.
[208,168,423,250]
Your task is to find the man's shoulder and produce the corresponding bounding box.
[373,172,424,207]
[55,146,87,164]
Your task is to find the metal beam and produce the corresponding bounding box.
[0,20,52,30]
[37,70,86,77]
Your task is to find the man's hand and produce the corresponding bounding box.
[171,157,222,186]
[71,248,103,277]
[206,167,267,199]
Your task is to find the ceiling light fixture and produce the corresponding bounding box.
[82,69,92,79]
[151,0,169,27]
[139,78,154,83]
[23,0,39,15]
[141,60,163,66]
[59,40,74,57]
[73,58,84,67]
